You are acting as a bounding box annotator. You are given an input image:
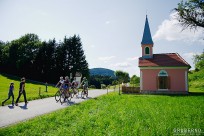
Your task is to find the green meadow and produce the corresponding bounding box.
[0,92,203,135]
[0,73,204,135]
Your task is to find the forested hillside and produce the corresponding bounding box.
[90,68,115,77]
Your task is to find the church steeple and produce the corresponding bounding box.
[141,15,153,45]
[141,15,154,59]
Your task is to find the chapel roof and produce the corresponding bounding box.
[139,53,191,68]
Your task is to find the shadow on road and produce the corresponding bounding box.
[8,105,14,109]
[19,104,28,110]
[67,101,75,105]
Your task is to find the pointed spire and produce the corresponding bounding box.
[141,15,154,45]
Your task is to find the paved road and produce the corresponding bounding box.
[0,89,113,128]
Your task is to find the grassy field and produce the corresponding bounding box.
[0,74,58,105]
[0,92,203,136]
[189,69,204,93]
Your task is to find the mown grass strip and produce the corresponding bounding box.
[0,92,203,135]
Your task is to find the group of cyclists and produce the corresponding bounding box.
[55,76,88,100]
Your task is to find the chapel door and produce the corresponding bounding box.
[159,76,168,89]
[157,70,169,90]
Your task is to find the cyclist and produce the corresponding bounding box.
[55,76,64,89]
[71,77,78,94]
[71,77,78,88]
[63,76,70,97]
[81,77,88,94]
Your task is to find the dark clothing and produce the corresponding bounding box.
[2,91,14,105]
[64,80,69,89]
[9,86,14,93]
[16,90,27,104]
[19,82,25,90]
[16,82,27,104]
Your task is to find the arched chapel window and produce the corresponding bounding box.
[145,47,150,55]
[157,70,169,89]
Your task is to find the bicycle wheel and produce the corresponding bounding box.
[60,92,66,104]
[67,93,72,101]
[75,88,79,98]
[85,89,88,97]
[81,90,85,98]
[72,88,78,98]
[70,89,74,98]
[76,88,79,96]
[55,90,60,102]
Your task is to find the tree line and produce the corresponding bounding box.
[193,50,204,71]
[0,34,89,83]
[88,70,140,89]
[89,75,115,89]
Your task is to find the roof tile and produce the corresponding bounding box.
[139,53,191,68]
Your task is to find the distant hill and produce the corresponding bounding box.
[89,68,115,77]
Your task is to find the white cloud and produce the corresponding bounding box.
[113,62,131,68]
[181,52,202,70]
[153,12,204,44]
[105,21,110,24]
[89,45,95,48]
[183,52,201,59]
[127,56,139,61]
[98,56,115,62]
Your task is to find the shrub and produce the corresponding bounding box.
[89,85,96,89]
[101,84,106,89]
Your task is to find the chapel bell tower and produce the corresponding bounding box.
[141,15,154,59]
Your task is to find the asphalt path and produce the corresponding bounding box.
[0,89,113,128]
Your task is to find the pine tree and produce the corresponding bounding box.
[0,41,5,70]
[34,39,57,82]
[70,35,89,79]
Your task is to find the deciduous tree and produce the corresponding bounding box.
[115,70,130,83]
[194,50,204,71]
[130,75,140,86]
[174,0,204,30]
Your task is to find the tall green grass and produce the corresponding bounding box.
[189,69,204,92]
[0,92,203,135]
[0,74,58,105]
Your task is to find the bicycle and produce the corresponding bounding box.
[70,86,79,98]
[59,89,72,104]
[55,88,64,102]
[81,86,88,98]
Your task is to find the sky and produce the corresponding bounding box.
[0,0,204,77]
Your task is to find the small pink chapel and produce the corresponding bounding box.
[138,16,191,94]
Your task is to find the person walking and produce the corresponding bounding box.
[2,82,15,106]
[15,77,28,106]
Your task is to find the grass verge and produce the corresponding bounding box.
[0,92,203,135]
